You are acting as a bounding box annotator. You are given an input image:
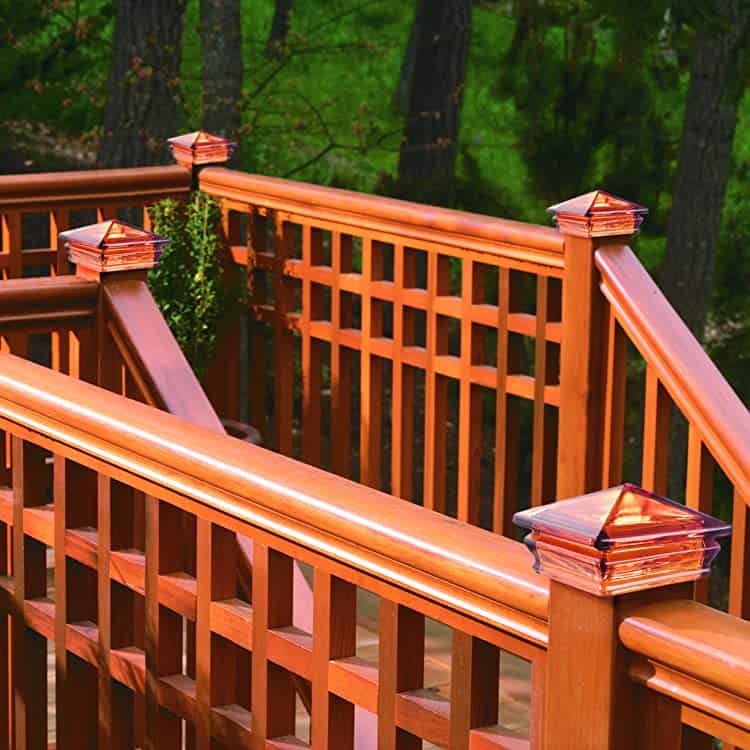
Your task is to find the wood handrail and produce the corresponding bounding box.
[596,244,750,501]
[0,276,98,325]
[199,167,565,268]
[0,352,549,644]
[0,165,191,209]
[620,599,750,702]
[102,278,224,433]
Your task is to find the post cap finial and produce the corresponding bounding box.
[60,220,168,277]
[547,190,648,239]
[167,130,237,169]
[513,484,730,597]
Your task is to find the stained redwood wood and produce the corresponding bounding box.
[377,602,424,750]
[685,426,714,603]
[730,490,750,620]
[641,366,671,497]
[273,216,294,455]
[601,310,627,487]
[11,437,48,750]
[450,633,500,750]
[312,571,356,749]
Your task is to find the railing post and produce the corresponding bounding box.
[550,192,647,498]
[514,483,731,750]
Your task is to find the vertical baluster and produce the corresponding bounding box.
[248,209,269,441]
[449,633,499,749]
[55,457,97,749]
[1,211,22,279]
[531,277,555,507]
[273,216,294,455]
[330,233,353,478]
[641,366,671,496]
[729,489,750,619]
[302,226,324,466]
[601,309,627,487]
[145,496,182,750]
[391,243,416,500]
[458,259,483,525]
[252,544,296,741]
[97,474,132,749]
[685,425,714,603]
[360,238,384,489]
[11,437,48,750]
[377,601,424,749]
[50,207,70,276]
[493,268,518,536]
[423,253,449,513]
[312,571,356,749]
[0,469,8,750]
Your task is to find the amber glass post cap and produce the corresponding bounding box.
[513,484,730,596]
[168,131,237,169]
[60,220,168,273]
[547,190,648,238]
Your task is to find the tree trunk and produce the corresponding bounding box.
[395,0,472,206]
[392,20,417,115]
[98,0,186,167]
[201,0,243,145]
[660,0,750,340]
[266,0,294,56]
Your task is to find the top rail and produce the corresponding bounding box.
[199,167,565,269]
[596,244,750,502]
[0,165,191,210]
[0,352,549,644]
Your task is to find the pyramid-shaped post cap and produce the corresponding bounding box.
[547,190,648,239]
[167,130,237,169]
[60,220,169,276]
[513,484,730,597]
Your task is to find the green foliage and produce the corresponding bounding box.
[147,192,244,378]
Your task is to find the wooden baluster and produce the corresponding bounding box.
[493,268,519,536]
[68,324,97,384]
[330,233,353,478]
[361,238,385,489]
[449,633,499,749]
[312,571,356,749]
[423,253,449,513]
[685,425,714,603]
[273,215,294,455]
[248,209,269,442]
[601,309,627,487]
[54,457,97,749]
[1,211,22,279]
[729,489,750,619]
[195,517,212,750]
[641,366,671,496]
[97,474,133,750]
[0,479,8,750]
[531,276,557,506]
[392,245,416,500]
[11,437,48,750]
[252,545,296,742]
[302,226,324,467]
[378,601,424,749]
[50,207,71,276]
[457,259,483,525]
[145,496,182,750]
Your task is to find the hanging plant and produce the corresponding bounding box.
[147,191,244,378]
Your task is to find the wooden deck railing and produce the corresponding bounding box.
[0,159,749,747]
[0,352,547,749]
[199,168,565,535]
[596,244,750,618]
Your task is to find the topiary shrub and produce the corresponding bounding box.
[147,191,244,379]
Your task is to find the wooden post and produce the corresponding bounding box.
[550,191,647,498]
[514,483,731,750]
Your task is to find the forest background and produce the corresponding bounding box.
[2,0,750,406]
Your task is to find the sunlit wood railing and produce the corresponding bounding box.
[199,168,565,535]
[0,166,190,279]
[596,244,750,619]
[0,353,548,749]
